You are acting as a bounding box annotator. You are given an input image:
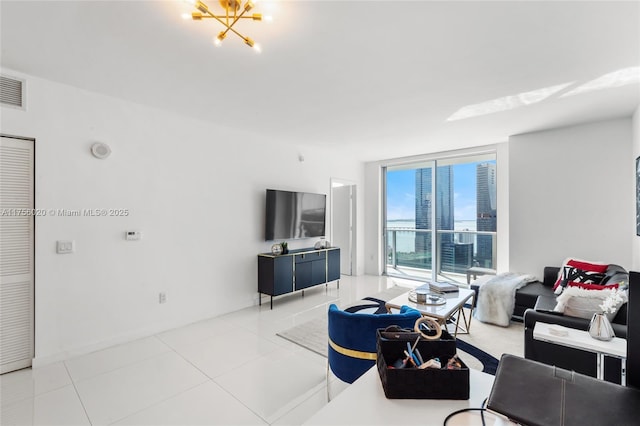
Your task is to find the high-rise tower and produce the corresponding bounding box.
[415,167,454,268]
[476,163,497,268]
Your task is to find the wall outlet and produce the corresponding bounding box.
[159,292,167,304]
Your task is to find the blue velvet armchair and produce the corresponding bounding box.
[327,303,422,384]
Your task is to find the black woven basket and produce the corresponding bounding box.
[376,329,470,399]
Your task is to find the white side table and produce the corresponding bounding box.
[533,322,627,385]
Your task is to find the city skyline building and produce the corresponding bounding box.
[414,167,435,268]
[415,166,472,272]
[441,242,474,274]
[476,163,497,268]
[456,230,474,244]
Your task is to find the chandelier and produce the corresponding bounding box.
[183,0,268,51]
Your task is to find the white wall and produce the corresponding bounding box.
[495,142,510,273]
[1,69,364,365]
[509,119,634,277]
[633,106,640,272]
[364,119,635,279]
[363,162,383,275]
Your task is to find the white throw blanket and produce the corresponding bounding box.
[473,272,537,327]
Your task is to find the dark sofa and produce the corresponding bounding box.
[470,267,556,319]
[523,265,629,384]
[513,264,628,318]
[513,267,558,318]
[471,267,560,320]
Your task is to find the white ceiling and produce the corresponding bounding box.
[1,0,639,161]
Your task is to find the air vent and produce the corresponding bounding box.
[0,75,25,109]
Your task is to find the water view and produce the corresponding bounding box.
[387,219,477,253]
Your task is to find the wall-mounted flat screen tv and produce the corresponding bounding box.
[265,189,326,241]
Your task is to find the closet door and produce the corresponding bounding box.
[0,135,34,374]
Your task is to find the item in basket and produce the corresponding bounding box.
[392,358,408,369]
[414,316,443,340]
[418,357,442,369]
[414,348,424,365]
[403,350,418,367]
[446,354,462,370]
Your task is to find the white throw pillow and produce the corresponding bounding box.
[553,286,626,321]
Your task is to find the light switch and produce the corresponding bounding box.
[56,240,75,254]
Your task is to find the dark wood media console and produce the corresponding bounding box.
[258,247,340,309]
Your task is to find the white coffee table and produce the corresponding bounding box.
[304,367,509,425]
[533,322,627,385]
[385,288,475,336]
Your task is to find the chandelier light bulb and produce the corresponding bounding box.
[181,13,191,20]
[263,15,273,22]
[216,31,227,45]
[253,43,262,53]
[195,1,209,14]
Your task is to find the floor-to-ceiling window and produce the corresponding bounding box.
[384,152,497,284]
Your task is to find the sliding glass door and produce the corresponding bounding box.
[384,153,497,284]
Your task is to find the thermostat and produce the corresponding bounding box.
[125,231,141,241]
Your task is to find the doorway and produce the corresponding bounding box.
[330,178,356,275]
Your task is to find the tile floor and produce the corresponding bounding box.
[1,275,417,426]
[0,274,523,426]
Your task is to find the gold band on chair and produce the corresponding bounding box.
[328,338,377,360]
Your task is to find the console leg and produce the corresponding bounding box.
[302,290,305,297]
[597,353,604,380]
[259,293,262,306]
[270,296,273,310]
